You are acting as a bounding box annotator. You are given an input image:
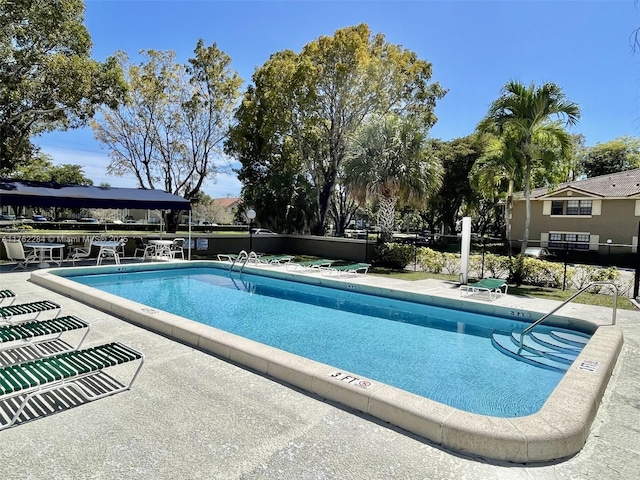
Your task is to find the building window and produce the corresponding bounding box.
[579,201,592,215]
[551,199,592,216]
[548,232,590,250]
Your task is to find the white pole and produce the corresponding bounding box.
[460,216,472,285]
[188,210,192,260]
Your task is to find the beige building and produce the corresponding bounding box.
[211,197,241,225]
[511,169,640,255]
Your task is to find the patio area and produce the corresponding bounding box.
[2,265,640,479]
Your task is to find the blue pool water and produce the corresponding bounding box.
[69,267,575,417]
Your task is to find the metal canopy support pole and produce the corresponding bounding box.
[188,210,192,260]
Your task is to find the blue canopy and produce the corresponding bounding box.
[0,179,191,210]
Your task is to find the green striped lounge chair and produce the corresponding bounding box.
[323,263,371,276]
[257,255,294,265]
[459,278,508,301]
[0,316,90,364]
[0,290,16,306]
[0,300,61,324]
[287,259,334,271]
[0,342,144,431]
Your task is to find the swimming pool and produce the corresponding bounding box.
[31,261,623,463]
[70,266,565,417]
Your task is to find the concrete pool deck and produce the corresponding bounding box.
[2,263,640,478]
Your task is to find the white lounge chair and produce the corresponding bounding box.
[322,263,370,276]
[287,259,334,270]
[256,254,294,265]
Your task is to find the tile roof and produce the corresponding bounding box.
[212,197,241,208]
[527,168,640,199]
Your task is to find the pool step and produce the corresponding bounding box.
[491,328,589,373]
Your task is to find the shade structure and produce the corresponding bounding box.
[0,179,191,211]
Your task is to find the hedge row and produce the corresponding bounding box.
[376,242,623,293]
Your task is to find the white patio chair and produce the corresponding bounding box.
[170,238,185,260]
[1,238,38,270]
[67,236,94,265]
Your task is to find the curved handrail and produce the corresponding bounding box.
[229,250,248,271]
[239,251,259,273]
[517,281,618,354]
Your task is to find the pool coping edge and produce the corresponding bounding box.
[29,262,624,463]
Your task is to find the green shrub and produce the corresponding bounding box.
[570,265,619,293]
[441,252,461,275]
[524,259,568,288]
[467,253,511,280]
[468,254,483,278]
[374,242,415,269]
[484,253,511,279]
[416,247,445,273]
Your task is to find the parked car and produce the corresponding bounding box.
[0,214,16,221]
[251,228,277,235]
[79,217,100,223]
[32,214,47,222]
[523,247,556,260]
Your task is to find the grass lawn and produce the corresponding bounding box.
[369,267,637,311]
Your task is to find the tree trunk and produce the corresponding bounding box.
[378,195,397,242]
[521,159,532,255]
[164,211,180,233]
[505,178,514,255]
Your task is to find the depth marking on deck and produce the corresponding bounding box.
[578,360,600,372]
[141,308,158,314]
[327,371,373,389]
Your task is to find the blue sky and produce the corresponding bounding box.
[36,0,640,198]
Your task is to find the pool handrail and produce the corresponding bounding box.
[229,250,259,273]
[517,281,618,354]
[229,250,246,270]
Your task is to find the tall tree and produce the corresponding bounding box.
[12,153,93,185]
[9,152,93,219]
[227,24,445,234]
[471,134,523,245]
[428,134,486,235]
[343,113,442,241]
[92,41,242,231]
[226,50,317,233]
[0,0,126,174]
[477,81,580,253]
[580,136,640,178]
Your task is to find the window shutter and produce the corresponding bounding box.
[540,232,549,247]
[592,200,601,216]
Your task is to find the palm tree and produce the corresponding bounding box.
[471,134,523,249]
[344,114,442,241]
[477,81,580,253]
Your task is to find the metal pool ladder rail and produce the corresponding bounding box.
[229,250,248,271]
[229,250,259,272]
[517,281,618,354]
